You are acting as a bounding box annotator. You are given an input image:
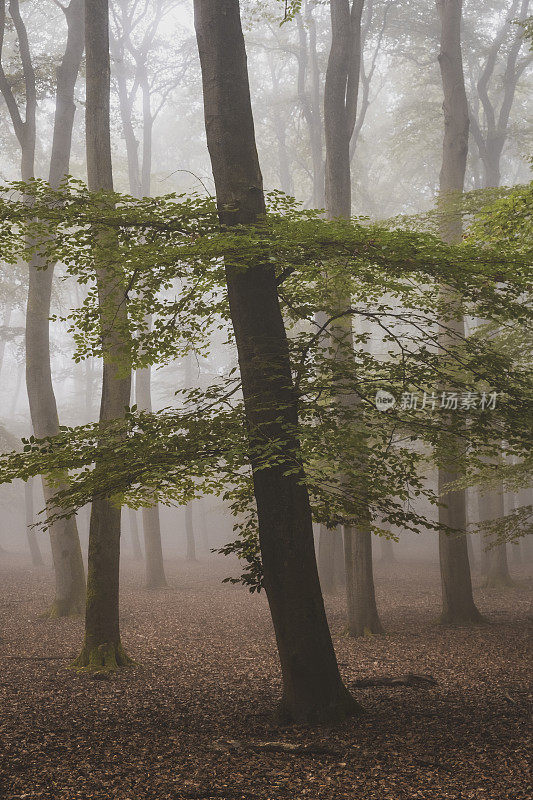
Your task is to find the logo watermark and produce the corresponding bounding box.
[375,390,498,412]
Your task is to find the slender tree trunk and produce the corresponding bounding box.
[436,0,481,624]
[136,364,167,587]
[0,0,86,616]
[194,0,360,723]
[128,508,143,561]
[318,525,336,593]
[113,35,166,586]
[324,0,382,636]
[24,478,43,567]
[297,4,324,207]
[478,485,512,587]
[198,498,209,553]
[185,502,196,562]
[74,0,132,670]
[25,0,86,617]
[380,537,395,563]
[0,303,12,378]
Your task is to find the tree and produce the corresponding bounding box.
[323,0,383,636]
[193,0,361,723]
[73,0,132,670]
[24,477,43,567]
[0,0,86,616]
[478,485,512,587]
[468,0,531,189]
[110,0,191,588]
[435,0,481,624]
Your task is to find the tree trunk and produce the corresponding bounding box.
[26,0,86,617]
[128,508,143,561]
[318,525,336,593]
[296,5,324,207]
[0,303,12,378]
[198,498,209,553]
[74,0,132,670]
[478,485,512,587]
[324,0,382,636]
[185,502,196,562]
[0,0,87,616]
[344,526,383,636]
[380,537,395,563]
[436,0,481,625]
[136,365,167,587]
[193,0,360,723]
[24,478,43,567]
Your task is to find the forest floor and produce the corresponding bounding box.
[0,552,531,800]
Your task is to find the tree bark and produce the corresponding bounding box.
[193,0,360,723]
[324,0,382,636]
[478,485,512,587]
[318,525,336,593]
[0,0,88,616]
[380,537,395,563]
[344,524,383,636]
[436,0,481,625]
[24,478,43,567]
[296,3,324,207]
[128,508,143,561]
[74,0,132,670]
[111,14,166,586]
[136,364,167,587]
[185,502,197,562]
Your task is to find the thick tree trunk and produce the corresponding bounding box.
[74,0,131,670]
[24,478,43,567]
[436,0,481,624]
[344,526,383,635]
[194,0,360,723]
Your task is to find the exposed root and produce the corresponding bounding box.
[439,606,486,626]
[70,641,135,673]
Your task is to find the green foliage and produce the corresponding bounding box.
[0,179,530,587]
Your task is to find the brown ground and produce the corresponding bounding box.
[0,553,531,800]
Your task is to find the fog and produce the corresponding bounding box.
[0,1,531,797]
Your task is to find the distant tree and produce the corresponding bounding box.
[435,0,481,624]
[468,0,531,189]
[323,0,383,636]
[110,0,182,588]
[0,0,86,616]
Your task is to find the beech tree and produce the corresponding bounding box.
[468,0,531,189]
[110,0,176,588]
[323,0,383,636]
[193,0,361,723]
[0,0,86,616]
[73,0,132,670]
[435,0,481,624]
